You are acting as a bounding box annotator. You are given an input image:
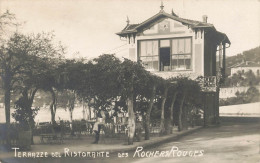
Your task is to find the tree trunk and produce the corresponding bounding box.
[28,88,37,144]
[70,110,73,122]
[183,105,188,130]
[69,102,73,135]
[3,65,12,147]
[24,88,38,144]
[28,116,34,145]
[190,106,195,128]
[167,92,177,134]
[178,95,185,131]
[144,85,156,140]
[69,93,75,135]
[127,82,135,145]
[70,109,74,135]
[4,86,11,146]
[88,104,91,120]
[49,88,57,126]
[203,93,208,127]
[159,86,169,136]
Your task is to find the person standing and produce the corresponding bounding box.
[92,110,106,144]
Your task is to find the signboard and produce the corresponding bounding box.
[197,76,217,92]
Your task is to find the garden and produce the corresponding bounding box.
[0,11,204,149]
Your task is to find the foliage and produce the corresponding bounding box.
[224,46,260,76]
[223,70,260,87]
[219,86,260,106]
[0,10,19,42]
[91,54,122,110]
[1,31,206,141]
[12,99,40,130]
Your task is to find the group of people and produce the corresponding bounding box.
[92,110,143,144]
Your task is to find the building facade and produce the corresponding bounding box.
[116,4,230,125]
[230,61,260,76]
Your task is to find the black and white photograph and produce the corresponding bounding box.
[0,0,259,162]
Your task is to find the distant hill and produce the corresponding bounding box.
[225,46,260,76]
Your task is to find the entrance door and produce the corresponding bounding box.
[159,47,170,71]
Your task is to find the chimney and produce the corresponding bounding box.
[202,15,208,23]
[246,61,249,65]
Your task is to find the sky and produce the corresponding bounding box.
[0,0,259,59]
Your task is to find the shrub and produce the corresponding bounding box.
[219,86,260,106]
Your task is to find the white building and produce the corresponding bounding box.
[116,3,231,125]
[116,4,230,80]
[230,61,260,76]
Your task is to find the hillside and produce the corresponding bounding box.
[225,46,260,76]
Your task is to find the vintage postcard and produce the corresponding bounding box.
[0,0,259,163]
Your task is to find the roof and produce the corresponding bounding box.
[116,9,230,44]
[231,61,260,68]
[123,24,139,31]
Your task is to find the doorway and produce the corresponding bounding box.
[159,47,170,71]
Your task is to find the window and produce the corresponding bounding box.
[138,37,192,71]
[160,40,170,47]
[139,40,159,71]
[171,38,191,70]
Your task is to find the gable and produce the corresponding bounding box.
[116,10,230,44]
[141,18,192,36]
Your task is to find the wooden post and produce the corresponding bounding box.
[222,43,226,78]
[219,44,223,69]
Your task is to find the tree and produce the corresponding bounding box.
[0,10,19,41]
[175,77,202,131]
[119,58,152,144]
[56,89,77,134]
[12,89,39,144]
[127,62,159,140]
[165,79,178,134]
[0,11,19,146]
[0,33,38,145]
[244,70,259,86]
[159,80,170,135]
[143,79,156,140]
[89,54,122,111]
[0,31,65,146]
[245,86,260,103]
[119,59,138,145]
[29,34,65,126]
